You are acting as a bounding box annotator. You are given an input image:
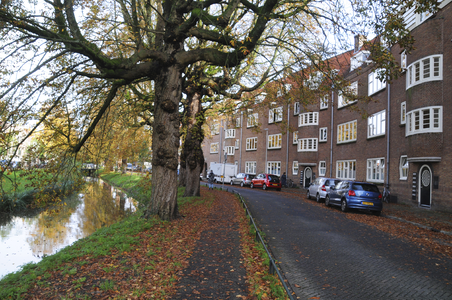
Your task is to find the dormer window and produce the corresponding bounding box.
[350,51,370,72]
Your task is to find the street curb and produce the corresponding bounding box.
[383,214,452,236]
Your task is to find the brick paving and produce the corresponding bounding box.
[228,185,452,300]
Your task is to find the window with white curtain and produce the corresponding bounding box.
[367,110,385,138]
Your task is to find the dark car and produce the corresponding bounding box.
[230,173,255,187]
[307,177,341,203]
[250,173,282,191]
[325,180,383,215]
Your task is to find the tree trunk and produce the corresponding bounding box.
[179,164,186,187]
[121,158,127,174]
[144,63,182,221]
[182,91,205,197]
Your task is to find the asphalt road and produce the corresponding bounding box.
[222,184,452,300]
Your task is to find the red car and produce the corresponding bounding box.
[250,173,282,191]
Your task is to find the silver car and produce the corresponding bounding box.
[306,177,341,203]
[230,173,255,187]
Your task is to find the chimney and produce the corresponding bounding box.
[354,34,364,53]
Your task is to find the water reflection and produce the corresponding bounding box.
[0,179,136,279]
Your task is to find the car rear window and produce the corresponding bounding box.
[248,175,255,179]
[268,176,280,183]
[352,184,380,193]
[326,179,340,186]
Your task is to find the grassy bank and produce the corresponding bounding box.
[0,173,288,299]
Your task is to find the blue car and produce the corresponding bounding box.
[325,180,383,216]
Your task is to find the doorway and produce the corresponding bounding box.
[419,165,432,208]
[304,167,312,188]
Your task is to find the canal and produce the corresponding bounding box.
[0,178,137,279]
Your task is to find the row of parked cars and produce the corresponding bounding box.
[230,173,282,191]
[307,177,383,216]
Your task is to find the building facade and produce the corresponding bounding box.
[202,0,452,211]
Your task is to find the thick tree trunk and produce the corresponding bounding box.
[144,63,182,221]
[182,91,204,197]
[121,158,127,174]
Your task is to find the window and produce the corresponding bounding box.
[337,120,357,144]
[368,69,386,96]
[267,161,281,176]
[292,161,299,175]
[406,55,442,90]
[298,112,319,127]
[399,156,408,180]
[297,138,318,152]
[406,106,442,136]
[245,161,257,174]
[235,139,240,149]
[294,102,300,115]
[247,113,259,127]
[336,160,356,180]
[401,51,407,70]
[268,134,282,149]
[211,122,220,135]
[367,158,385,183]
[246,137,257,151]
[319,161,326,176]
[305,71,323,90]
[350,51,370,71]
[210,143,219,153]
[225,129,236,139]
[293,131,298,144]
[320,96,328,110]
[225,146,235,155]
[338,81,358,108]
[319,127,327,142]
[269,106,283,123]
[236,117,241,128]
[401,102,406,125]
[403,6,433,30]
[367,110,385,138]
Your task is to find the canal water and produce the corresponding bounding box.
[0,178,137,279]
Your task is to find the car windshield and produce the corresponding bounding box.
[352,184,380,193]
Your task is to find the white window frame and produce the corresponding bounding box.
[338,81,358,108]
[246,137,258,151]
[319,127,327,142]
[366,158,385,183]
[320,96,329,110]
[293,131,298,144]
[367,110,386,138]
[210,142,219,154]
[406,55,443,90]
[368,69,386,96]
[247,112,259,128]
[235,139,240,150]
[211,123,220,135]
[292,161,299,175]
[298,112,319,127]
[225,129,236,139]
[336,160,356,180]
[294,102,300,115]
[267,161,281,176]
[319,161,326,177]
[401,51,407,71]
[236,117,241,128]
[337,120,357,144]
[245,161,257,174]
[350,51,370,71]
[406,106,442,136]
[269,106,283,123]
[399,155,408,180]
[225,146,235,156]
[297,138,318,152]
[401,101,406,125]
[268,134,282,149]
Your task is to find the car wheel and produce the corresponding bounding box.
[263,184,267,190]
[230,180,233,185]
[316,193,321,203]
[341,199,348,212]
[250,183,254,189]
[240,182,244,187]
[325,195,330,207]
[373,210,381,216]
[306,190,310,199]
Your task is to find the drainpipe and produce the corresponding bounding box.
[239,112,243,172]
[286,105,290,176]
[219,119,223,163]
[265,128,269,173]
[329,89,335,178]
[386,82,391,189]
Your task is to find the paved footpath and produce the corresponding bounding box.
[228,185,452,300]
[173,190,247,299]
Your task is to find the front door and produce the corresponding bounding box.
[419,165,432,208]
[304,167,312,188]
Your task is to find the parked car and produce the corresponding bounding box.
[250,173,282,191]
[307,177,341,203]
[230,173,255,187]
[325,181,383,216]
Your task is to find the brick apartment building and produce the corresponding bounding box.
[201,0,452,211]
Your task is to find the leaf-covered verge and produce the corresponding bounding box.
[0,173,288,299]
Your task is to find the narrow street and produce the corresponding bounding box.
[224,184,452,299]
